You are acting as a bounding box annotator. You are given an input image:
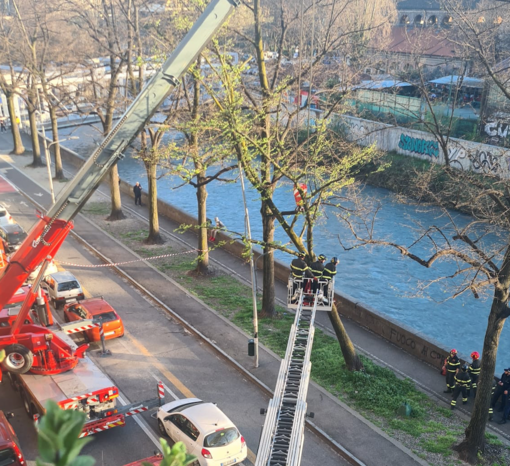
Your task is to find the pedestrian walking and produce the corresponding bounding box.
[209,217,224,242]
[468,351,481,398]
[0,118,6,132]
[310,254,326,297]
[290,252,313,301]
[489,367,510,420]
[451,364,471,410]
[133,182,142,206]
[443,349,460,393]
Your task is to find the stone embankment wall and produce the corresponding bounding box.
[40,133,454,370]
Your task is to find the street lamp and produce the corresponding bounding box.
[43,137,79,204]
[239,167,259,368]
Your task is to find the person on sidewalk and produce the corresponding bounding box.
[0,118,6,132]
[133,182,142,206]
[209,217,224,242]
[310,254,326,297]
[468,351,481,398]
[290,252,312,301]
[443,349,460,393]
[489,367,510,420]
[451,364,471,410]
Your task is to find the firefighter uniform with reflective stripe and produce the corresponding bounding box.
[490,369,510,419]
[468,359,481,397]
[322,259,338,301]
[451,369,470,409]
[291,257,311,279]
[310,260,325,278]
[445,353,460,392]
[290,256,312,297]
[322,262,337,281]
[310,259,325,295]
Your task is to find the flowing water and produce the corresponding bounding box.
[55,123,510,373]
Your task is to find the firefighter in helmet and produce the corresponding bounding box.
[468,351,481,398]
[451,364,471,410]
[443,349,460,393]
[321,257,339,304]
[290,252,313,301]
[310,254,326,297]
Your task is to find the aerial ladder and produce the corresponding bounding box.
[0,0,239,377]
[256,279,334,466]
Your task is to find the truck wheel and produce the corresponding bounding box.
[1,344,34,374]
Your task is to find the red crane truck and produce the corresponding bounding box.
[0,0,238,441]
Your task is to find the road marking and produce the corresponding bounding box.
[117,393,162,451]
[5,163,257,462]
[80,287,255,462]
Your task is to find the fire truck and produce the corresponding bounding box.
[0,0,238,439]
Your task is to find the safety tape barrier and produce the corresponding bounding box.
[125,406,148,416]
[79,419,125,437]
[64,323,99,334]
[55,249,200,268]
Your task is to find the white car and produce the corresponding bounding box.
[157,398,247,466]
[0,204,14,227]
[42,271,85,308]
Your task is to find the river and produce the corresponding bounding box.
[54,123,510,374]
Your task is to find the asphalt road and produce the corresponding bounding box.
[0,165,348,466]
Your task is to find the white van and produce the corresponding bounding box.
[42,271,85,308]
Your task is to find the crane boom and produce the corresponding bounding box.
[0,0,238,310]
[0,0,239,376]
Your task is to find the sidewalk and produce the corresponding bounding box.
[1,132,508,464]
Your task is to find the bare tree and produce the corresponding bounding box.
[200,0,395,369]
[64,0,135,220]
[0,10,25,155]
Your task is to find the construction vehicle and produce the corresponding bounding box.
[0,0,239,378]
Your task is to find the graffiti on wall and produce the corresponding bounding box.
[398,133,439,158]
[484,120,510,146]
[448,144,505,174]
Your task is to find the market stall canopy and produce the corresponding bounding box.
[352,80,414,90]
[429,75,485,89]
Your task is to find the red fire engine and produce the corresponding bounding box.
[0,0,237,440]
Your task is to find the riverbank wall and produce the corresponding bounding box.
[331,113,510,179]
[42,132,455,371]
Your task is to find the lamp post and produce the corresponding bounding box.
[239,167,259,368]
[35,115,78,205]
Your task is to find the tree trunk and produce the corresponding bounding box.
[261,203,275,317]
[195,171,209,274]
[454,296,508,463]
[27,92,42,166]
[145,161,163,244]
[328,304,364,371]
[7,94,24,155]
[49,109,64,180]
[106,165,126,221]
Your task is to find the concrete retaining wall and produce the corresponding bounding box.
[330,113,510,179]
[42,132,454,369]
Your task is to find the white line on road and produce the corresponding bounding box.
[114,392,162,451]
